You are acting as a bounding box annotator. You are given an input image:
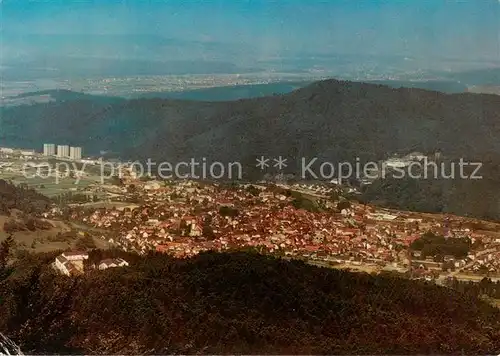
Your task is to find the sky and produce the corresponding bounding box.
[1,0,499,72]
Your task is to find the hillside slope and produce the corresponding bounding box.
[2,79,500,162]
[2,79,500,219]
[0,180,51,215]
[0,251,499,355]
[3,79,500,161]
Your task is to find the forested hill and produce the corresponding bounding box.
[0,251,499,354]
[2,79,499,164]
[0,180,51,215]
[2,79,500,219]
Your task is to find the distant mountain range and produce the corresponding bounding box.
[2,79,498,160]
[2,79,500,219]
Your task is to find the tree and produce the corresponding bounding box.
[0,234,14,271]
[291,196,319,213]
[330,190,340,201]
[109,175,124,186]
[75,235,96,250]
[337,200,351,211]
[25,218,36,231]
[179,219,189,236]
[219,206,239,218]
[202,216,216,239]
[246,185,260,196]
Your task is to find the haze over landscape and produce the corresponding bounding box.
[1,1,500,355]
[1,0,499,96]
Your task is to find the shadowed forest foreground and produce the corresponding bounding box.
[0,250,499,355]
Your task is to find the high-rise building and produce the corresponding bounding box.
[57,145,70,158]
[43,143,56,156]
[69,146,82,160]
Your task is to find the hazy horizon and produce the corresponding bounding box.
[1,0,499,80]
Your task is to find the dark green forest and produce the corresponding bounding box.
[360,161,500,221]
[0,179,51,215]
[444,277,500,300]
[0,248,499,355]
[410,231,472,259]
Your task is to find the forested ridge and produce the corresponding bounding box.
[0,249,499,355]
[0,179,51,215]
[3,79,500,220]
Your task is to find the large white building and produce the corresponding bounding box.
[43,143,56,156]
[57,145,70,158]
[69,146,82,160]
[54,251,89,276]
[98,258,129,270]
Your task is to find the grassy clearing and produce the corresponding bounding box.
[0,215,111,254]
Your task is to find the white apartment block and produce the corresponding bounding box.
[98,258,129,270]
[69,146,82,160]
[57,145,70,158]
[43,143,56,156]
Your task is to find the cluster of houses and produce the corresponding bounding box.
[45,178,500,281]
[463,248,500,274]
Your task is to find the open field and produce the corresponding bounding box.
[0,215,111,254]
[305,259,382,274]
[0,157,106,197]
[332,263,381,274]
[0,173,97,197]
